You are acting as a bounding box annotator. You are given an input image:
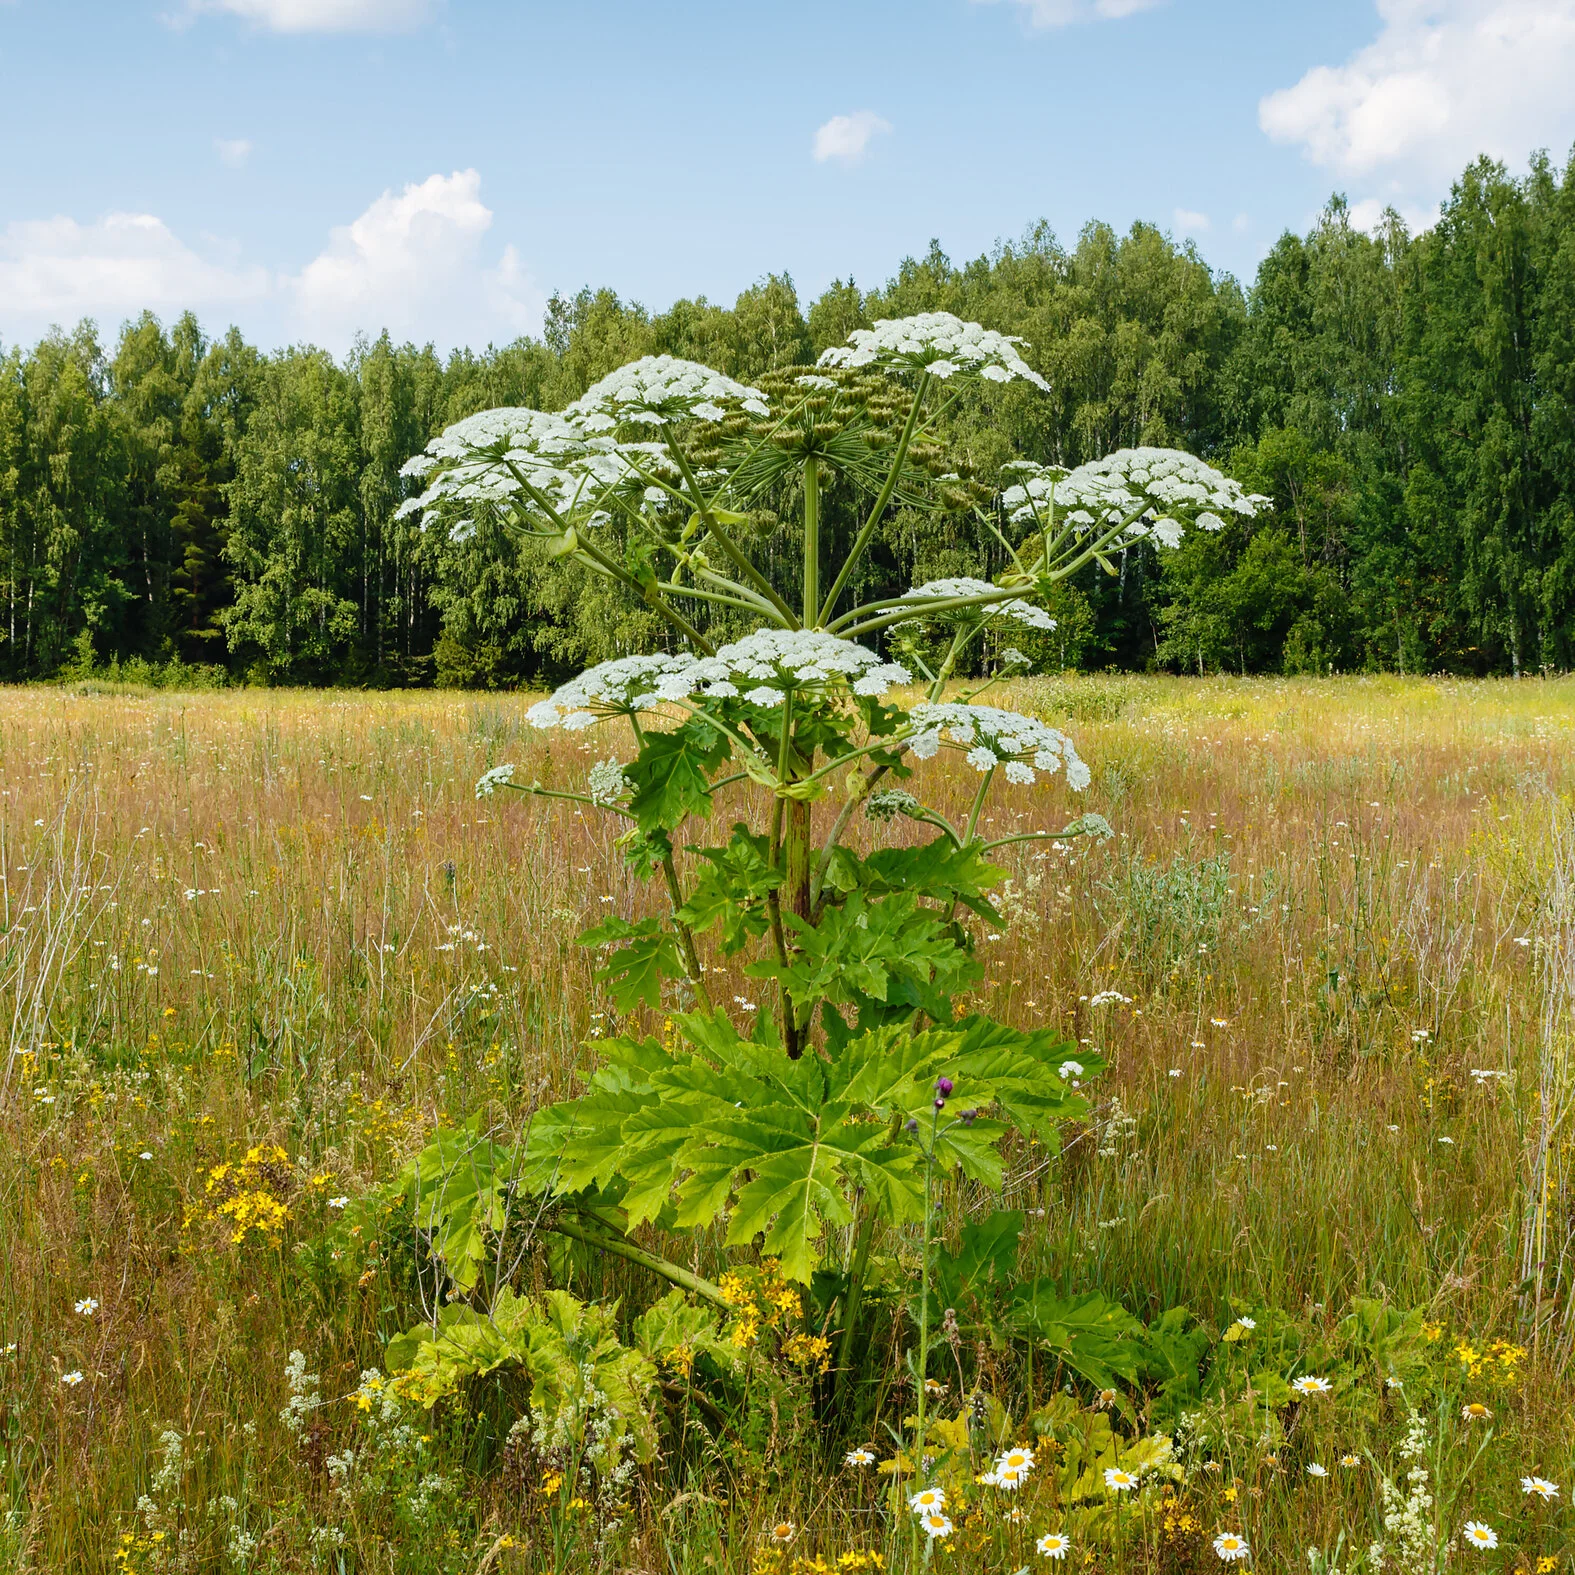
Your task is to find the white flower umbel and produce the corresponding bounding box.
[527,652,709,730]
[586,758,633,806]
[907,702,1090,789]
[475,764,517,798]
[566,355,770,433]
[1003,448,1270,547]
[527,630,910,730]
[900,577,1057,630]
[818,312,1050,392]
[397,407,636,541]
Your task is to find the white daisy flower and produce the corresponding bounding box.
[1461,1522,1498,1549]
[908,1487,946,1513]
[73,1299,99,1317]
[1037,1532,1070,1560]
[844,1447,874,1467]
[1103,1467,1138,1492]
[1212,1532,1250,1562]
[919,1512,953,1540]
[1521,1476,1560,1500]
[1290,1375,1331,1397]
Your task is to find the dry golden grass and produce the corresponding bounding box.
[2,673,1572,1571]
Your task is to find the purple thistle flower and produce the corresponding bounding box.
[935,1076,954,1098]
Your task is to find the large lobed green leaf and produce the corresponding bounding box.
[524,1011,1094,1282]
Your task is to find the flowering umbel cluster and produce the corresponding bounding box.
[1003,447,1270,546]
[525,630,911,729]
[818,311,1050,391]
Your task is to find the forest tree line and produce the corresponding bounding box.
[3,148,1575,687]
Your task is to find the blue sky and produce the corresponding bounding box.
[4,0,1575,355]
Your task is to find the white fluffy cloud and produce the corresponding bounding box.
[0,171,543,354]
[972,0,1164,27]
[812,111,892,164]
[1173,207,1210,233]
[1260,1,1575,185]
[290,169,542,347]
[0,212,270,330]
[184,0,432,32]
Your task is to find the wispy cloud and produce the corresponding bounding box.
[183,0,433,34]
[214,138,254,169]
[971,0,1164,29]
[0,170,541,354]
[0,211,270,328]
[1173,207,1210,234]
[812,111,892,165]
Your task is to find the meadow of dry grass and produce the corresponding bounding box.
[2,673,1573,1573]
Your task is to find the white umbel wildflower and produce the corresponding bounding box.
[527,631,909,729]
[906,702,1089,789]
[527,653,707,730]
[899,577,1057,630]
[819,312,1050,392]
[586,758,632,806]
[475,764,516,798]
[1003,448,1269,545]
[566,355,769,432]
[397,407,632,538]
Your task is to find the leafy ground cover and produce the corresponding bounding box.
[2,673,1573,1572]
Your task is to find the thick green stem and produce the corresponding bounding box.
[803,455,820,629]
[929,626,976,702]
[661,443,799,627]
[915,1113,937,1475]
[660,853,711,1009]
[819,373,930,625]
[834,1204,879,1396]
[548,1217,728,1309]
[782,793,812,1059]
[963,768,996,844]
[811,764,889,912]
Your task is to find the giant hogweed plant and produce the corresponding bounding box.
[388,314,1268,1422]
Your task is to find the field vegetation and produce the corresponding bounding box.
[3,672,1572,1573]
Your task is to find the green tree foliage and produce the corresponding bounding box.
[4,142,1575,683]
